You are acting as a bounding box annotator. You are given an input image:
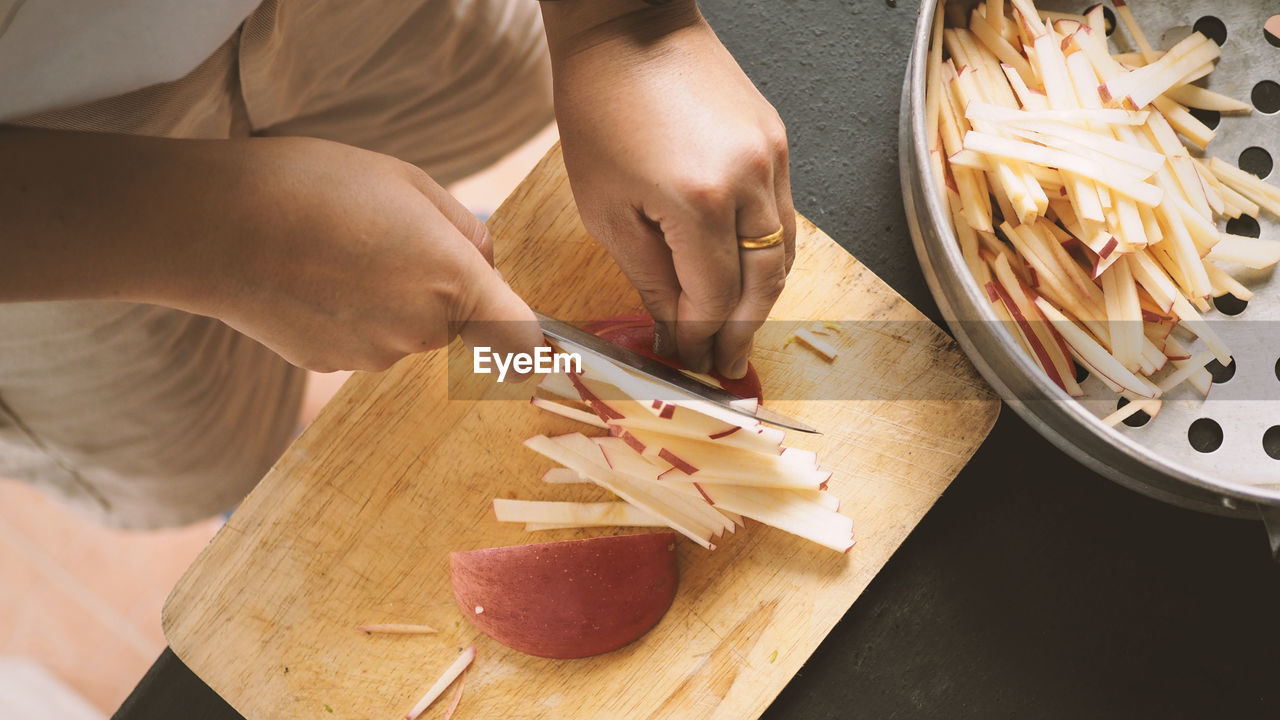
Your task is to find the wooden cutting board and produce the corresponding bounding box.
[163,146,999,720]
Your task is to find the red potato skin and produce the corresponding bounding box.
[450,532,678,659]
[582,314,763,400]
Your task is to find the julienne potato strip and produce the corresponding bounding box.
[929,0,1280,426]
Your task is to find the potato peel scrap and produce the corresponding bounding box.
[405,645,474,720]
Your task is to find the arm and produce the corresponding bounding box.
[0,127,541,372]
[540,0,795,379]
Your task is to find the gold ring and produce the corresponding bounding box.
[738,226,785,250]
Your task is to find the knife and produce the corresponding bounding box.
[536,312,819,434]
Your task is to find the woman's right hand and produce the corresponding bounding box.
[185,136,542,372]
[0,129,542,373]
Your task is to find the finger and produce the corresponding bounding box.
[773,140,797,274]
[717,243,786,378]
[404,162,496,265]
[664,194,741,374]
[713,188,786,379]
[600,213,682,358]
[450,245,543,382]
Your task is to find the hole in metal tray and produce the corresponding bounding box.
[1252,80,1280,114]
[1212,294,1249,316]
[1225,215,1261,238]
[1188,107,1221,130]
[1193,16,1228,46]
[1266,15,1280,48]
[1265,426,1280,461]
[1074,362,1090,384]
[1206,357,1237,384]
[1188,418,1225,453]
[1238,147,1274,179]
[1115,397,1152,428]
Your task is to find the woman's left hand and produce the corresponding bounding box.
[542,0,794,379]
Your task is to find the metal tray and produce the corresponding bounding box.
[899,0,1280,553]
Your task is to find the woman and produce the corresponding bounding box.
[0,0,794,528]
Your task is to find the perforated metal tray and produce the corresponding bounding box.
[900,0,1280,552]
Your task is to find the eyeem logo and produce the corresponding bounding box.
[473,346,582,382]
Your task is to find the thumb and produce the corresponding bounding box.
[451,250,543,381]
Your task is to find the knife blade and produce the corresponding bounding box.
[535,312,819,434]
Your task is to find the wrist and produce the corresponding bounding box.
[540,0,702,61]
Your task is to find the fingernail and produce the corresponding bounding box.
[729,356,748,379]
[694,354,713,374]
[653,323,674,357]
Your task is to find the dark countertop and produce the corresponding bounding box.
[113,2,1280,718]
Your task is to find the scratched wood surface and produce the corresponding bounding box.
[162,146,1000,720]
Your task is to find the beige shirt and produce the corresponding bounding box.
[0,0,554,528]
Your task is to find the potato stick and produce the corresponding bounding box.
[1099,33,1217,108]
[992,129,1156,186]
[944,29,976,74]
[970,7,1035,85]
[1006,0,1046,34]
[1140,338,1167,376]
[1083,4,1107,35]
[1138,204,1163,243]
[1156,350,1216,394]
[493,499,666,527]
[1210,158,1280,205]
[1113,196,1147,248]
[988,0,1008,39]
[953,208,988,282]
[1190,159,1226,217]
[1111,52,1155,67]
[1168,292,1231,365]
[1112,0,1158,61]
[1127,249,1179,313]
[530,397,610,429]
[1020,223,1105,320]
[1151,183,1213,297]
[1043,12,1086,29]
[958,25,1021,109]
[1065,170,1106,222]
[1203,261,1254,301]
[1112,38,1221,110]
[990,253,1077,392]
[406,646,475,720]
[1101,256,1144,370]
[1029,221,1110,321]
[1169,190,1220,255]
[925,1,946,153]
[1000,120,1166,172]
[1208,158,1280,217]
[1153,98,1215,152]
[1102,398,1162,427]
[1035,298,1159,398]
[792,328,838,361]
[962,131,1163,206]
[978,230,1032,287]
[357,624,438,635]
[1198,159,1259,215]
[1006,227,1093,319]
[1163,84,1252,114]
[1032,32,1077,110]
[939,84,995,232]
[954,72,1046,220]
[1144,111,1212,218]
[1001,63,1049,111]
[1173,62,1215,90]
[1208,233,1280,269]
[965,100,1147,127]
